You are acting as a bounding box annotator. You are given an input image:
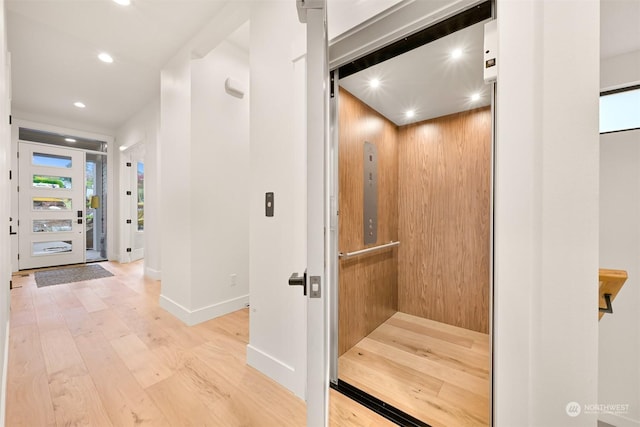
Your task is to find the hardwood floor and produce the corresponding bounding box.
[6,260,393,426]
[339,312,491,427]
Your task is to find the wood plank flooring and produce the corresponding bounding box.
[6,260,393,427]
[339,311,491,427]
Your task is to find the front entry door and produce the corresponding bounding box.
[18,142,86,269]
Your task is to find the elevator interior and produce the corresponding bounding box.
[332,18,493,427]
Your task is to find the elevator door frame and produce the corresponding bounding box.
[327,3,496,425]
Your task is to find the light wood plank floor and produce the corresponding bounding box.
[339,312,491,427]
[6,260,392,426]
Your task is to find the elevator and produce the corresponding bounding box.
[329,4,494,426]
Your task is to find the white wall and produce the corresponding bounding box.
[247,1,307,399]
[0,0,11,421]
[601,49,640,91]
[495,1,600,426]
[598,49,640,427]
[599,130,640,427]
[159,23,251,325]
[190,40,250,319]
[114,99,161,278]
[159,50,193,313]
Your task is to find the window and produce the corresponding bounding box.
[33,197,72,211]
[137,162,144,231]
[600,86,640,134]
[32,152,72,168]
[33,220,73,233]
[32,174,72,189]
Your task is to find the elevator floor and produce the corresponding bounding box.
[338,312,490,427]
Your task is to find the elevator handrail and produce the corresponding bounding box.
[338,241,400,259]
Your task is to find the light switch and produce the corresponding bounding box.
[265,192,274,217]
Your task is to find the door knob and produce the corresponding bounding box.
[289,269,307,296]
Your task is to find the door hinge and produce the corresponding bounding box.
[9,280,12,290]
[9,115,11,125]
[126,219,132,224]
[126,248,132,253]
[17,185,19,192]
[17,253,19,260]
[126,162,132,167]
[9,170,11,180]
[126,191,131,196]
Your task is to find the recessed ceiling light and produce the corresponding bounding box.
[451,48,463,59]
[471,93,481,102]
[65,138,76,143]
[369,78,380,89]
[113,0,131,5]
[405,110,415,119]
[74,101,86,108]
[98,52,113,63]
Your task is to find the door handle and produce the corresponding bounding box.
[289,270,307,296]
[9,225,16,235]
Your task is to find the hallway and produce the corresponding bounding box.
[6,261,394,426]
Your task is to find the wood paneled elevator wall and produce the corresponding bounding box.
[338,88,491,356]
[398,107,491,333]
[338,88,398,355]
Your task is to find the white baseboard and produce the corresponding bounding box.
[159,294,249,326]
[144,266,161,280]
[1,321,9,427]
[246,344,304,399]
[599,413,640,427]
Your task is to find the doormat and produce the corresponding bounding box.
[35,264,114,288]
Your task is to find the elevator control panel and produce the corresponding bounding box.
[484,20,497,83]
[363,141,378,245]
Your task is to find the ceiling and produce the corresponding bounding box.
[5,0,640,134]
[601,0,640,59]
[340,21,490,126]
[6,0,230,133]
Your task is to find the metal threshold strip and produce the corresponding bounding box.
[330,380,431,427]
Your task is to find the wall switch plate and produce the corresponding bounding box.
[309,276,321,298]
[265,192,274,217]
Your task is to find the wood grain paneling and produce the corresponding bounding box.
[338,88,399,355]
[398,107,491,333]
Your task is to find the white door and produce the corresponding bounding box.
[298,1,330,426]
[18,142,86,269]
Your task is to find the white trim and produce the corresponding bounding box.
[144,266,161,280]
[599,413,640,427]
[159,294,249,326]
[1,321,9,427]
[246,344,302,398]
